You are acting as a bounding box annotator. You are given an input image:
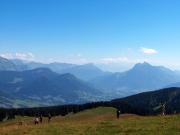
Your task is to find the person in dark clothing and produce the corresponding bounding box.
[116,110,121,119]
[34,117,39,125]
[48,113,52,123]
[39,115,43,123]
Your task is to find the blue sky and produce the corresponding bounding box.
[0,0,180,71]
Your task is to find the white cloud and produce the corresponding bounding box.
[140,47,158,54]
[0,53,13,59]
[101,57,137,64]
[100,56,151,65]
[0,52,35,61]
[101,57,129,64]
[54,53,89,64]
[67,57,88,64]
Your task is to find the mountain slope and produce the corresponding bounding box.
[0,68,102,108]
[91,62,180,97]
[59,63,107,81]
[0,57,17,71]
[111,87,180,114]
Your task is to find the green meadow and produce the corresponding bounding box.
[0,107,179,135]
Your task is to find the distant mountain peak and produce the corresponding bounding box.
[142,61,151,65]
[135,62,151,66]
[82,63,96,67]
[132,62,174,73]
[132,62,153,70]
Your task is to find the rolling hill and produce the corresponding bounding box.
[111,87,180,114]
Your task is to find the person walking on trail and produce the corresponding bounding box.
[48,113,52,123]
[116,110,121,119]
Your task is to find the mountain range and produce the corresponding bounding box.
[90,62,180,97]
[12,59,108,81]
[0,57,108,81]
[0,56,180,108]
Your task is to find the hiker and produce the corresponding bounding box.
[39,115,43,123]
[48,113,52,123]
[34,117,39,125]
[161,103,166,116]
[116,109,121,119]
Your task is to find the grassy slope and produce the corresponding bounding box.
[0,107,180,135]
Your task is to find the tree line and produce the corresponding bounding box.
[0,99,178,122]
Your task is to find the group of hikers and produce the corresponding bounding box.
[33,104,167,125]
[33,110,121,125]
[34,110,122,124]
[34,113,52,125]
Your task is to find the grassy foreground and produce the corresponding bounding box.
[0,107,180,135]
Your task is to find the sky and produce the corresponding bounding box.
[0,0,180,71]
